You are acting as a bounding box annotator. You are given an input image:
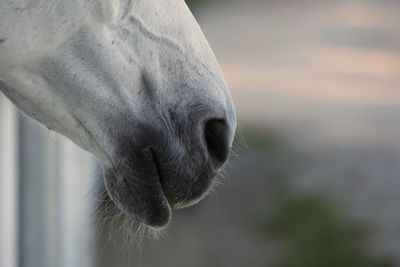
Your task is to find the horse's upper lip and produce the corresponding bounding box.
[148,148,171,206]
[147,147,212,210]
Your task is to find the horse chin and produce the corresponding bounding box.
[102,156,172,229]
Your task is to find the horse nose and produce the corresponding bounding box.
[204,118,232,167]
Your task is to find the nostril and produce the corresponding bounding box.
[204,119,230,166]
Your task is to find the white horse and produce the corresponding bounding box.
[0,0,236,228]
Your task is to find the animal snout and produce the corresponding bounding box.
[103,104,236,228]
[204,118,231,168]
[145,105,235,208]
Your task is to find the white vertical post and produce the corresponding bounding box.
[57,135,95,267]
[19,116,52,267]
[0,94,95,267]
[0,95,19,267]
[18,119,96,267]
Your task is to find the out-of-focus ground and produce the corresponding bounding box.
[97,1,400,266]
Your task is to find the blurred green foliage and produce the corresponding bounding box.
[233,128,285,155]
[257,193,394,267]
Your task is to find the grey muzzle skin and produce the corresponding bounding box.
[104,102,235,228]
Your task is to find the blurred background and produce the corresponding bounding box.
[1,0,400,266]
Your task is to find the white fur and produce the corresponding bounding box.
[0,0,235,168]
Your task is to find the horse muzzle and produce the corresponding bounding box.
[103,104,235,228]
